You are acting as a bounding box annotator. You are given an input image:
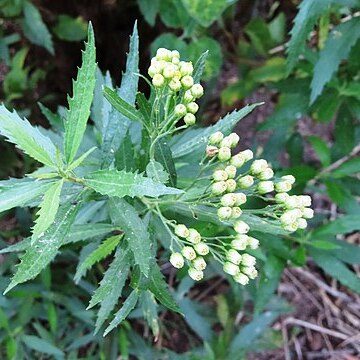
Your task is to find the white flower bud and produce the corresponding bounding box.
[248,268,258,280]
[241,253,256,267]
[188,267,203,281]
[190,84,204,98]
[148,62,162,77]
[217,206,232,220]
[156,60,167,71]
[168,79,181,92]
[226,179,236,192]
[281,175,296,184]
[283,222,299,232]
[297,195,312,207]
[257,181,274,194]
[174,104,187,117]
[163,64,177,79]
[206,145,219,157]
[226,249,242,265]
[247,236,259,249]
[213,170,228,181]
[218,147,232,162]
[228,133,240,147]
[211,181,227,195]
[275,181,292,193]
[230,154,245,168]
[170,252,184,269]
[275,193,289,204]
[220,136,234,149]
[231,235,248,250]
[187,228,201,244]
[209,131,224,145]
[297,218,308,229]
[179,61,193,76]
[172,50,180,59]
[250,159,268,175]
[186,102,199,114]
[152,74,165,87]
[258,168,274,180]
[225,165,237,179]
[223,262,239,276]
[192,256,207,271]
[174,224,190,238]
[184,113,196,126]
[234,272,249,285]
[280,209,302,225]
[233,192,247,206]
[238,175,254,188]
[172,57,180,65]
[221,193,236,207]
[239,149,254,162]
[181,246,196,260]
[231,207,242,219]
[156,48,171,61]
[183,90,194,103]
[241,265,256,276]
[234,220,250,234]
[302,207,314,219]
[285,195,301,209]
[194,242,209,256]
[181,75,194,89]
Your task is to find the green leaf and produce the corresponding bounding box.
[245,17,274,55]
[148,264,181,313]
[192,50,208,84]
[312,214,360,238]
[311,18,360,103]
[181,0,229,27]
[22,1,54,54]
[103,289,139,336]
[310,248,360,294]
[137,0,159,26]
[4,202,78,294]
[310,240,340,250]
[53,15,87,41]
[67,146,97,172]
[136,93,152,125]
[151,33,187,56]
[146,160,169,184]
[31,179,63,243]
[154,137,177,187]
[38,103,64,132]
[65,223,117,245]
[74,235,122,283]
[307,135,331,166]
[22,335,63,357]
[0,105,57,167]
[109,198,152,277]
[84,169,182,198]
[115,131,135,172]
[171,103,261,159]
[330,157,360,178]
[140,290,160,337]
[64,23,96,164]
[159,0,191,28]
[0,178,53,213]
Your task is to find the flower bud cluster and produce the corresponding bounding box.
[149,48,204,127]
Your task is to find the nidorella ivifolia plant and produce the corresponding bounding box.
[0,23,313,336]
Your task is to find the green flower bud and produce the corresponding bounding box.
[186,102,199,114]
[257,181,274,194]
[223,261,239,276]
[234,272,249,285]
[247,236,259,250]
[297,218,308,229]
[156,48,171,61]
[228,133,240,147]
[283,222,299,232]
[179,61,193,76]
[163,64,177,79]
[148,62,162,77]
[230,154,245,168]
[213,170,228,181]
[181,246,196,260]
[226,179,237,192]
[184,113,196,126]
[250,159,268,175]
[217,206,232,220]
[172,57,180,65]
[181,75,194,89]
[226,249,242,265]
[152,73,165,87]
[188,267,203,281]
[281,175,296,184]
[211,181,227,195]
[241,266,258,279]
[175,224,190,238]
[297,195,312,207]
[238,175,254,188]
[234,220,250,234]
[231,207,242,219]
[194,242,209,256]
[275,193,289,204]
[233,192,247,206]
[192,256,207,271]
[225,165,237,179]
[280,209,302,226]
[231,235,248,250]
[239,149,253,162]
[258,168,274,180]
[209,131,224,145]
[218,147,232,162]
[190,84,204,98]
[302,207,314,219]
[183,90,194,103]
[171,50,180,59]
[275,181,292,193]
[241,253,256,267]
[170,252,184,269]
[284,195,301,209]
[220,136,234,148]
[221,193,236,207]
[168,79,182,92]
[187,228,201,244]
[174,104,187,117]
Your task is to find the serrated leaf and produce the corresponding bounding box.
[31,179,63,243]
[67,146,97,172]
[115,131,135,172]
[140,290,160,337]
[4,202,78,294]
[154,137,177,187]
[307,135,331,166]
[109,198,152,277]
[101,23,139,168]
[311,18,360,103]
[84,169,182,198]
[22,1,54,54]
[74,235,122,283]
[0,178,53,213]
[148,264,181,313]
[38,103,64,132]
[22,335,63,357]
[64,23,96,163]
[146,160,169,184]
[103,289,139,336]
[65,223,117,244]
[192,50,208,83]
[0,105,57,167]
[170,103,261,159]
[136,92,152,125]
[312,214,360,238]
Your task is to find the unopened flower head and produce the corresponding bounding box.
[241,266,258,279]
[285,195,301,209]
[281,175,296,184]
[275,180,292,193]
[239,149,253,162]
[297,218,308,229]
[218,147,232,162]
[209,131,224,145]
[223,261,239,276]
[302,207,314,219]
[230,154,245,168]
[250,159,268,175]
[275,192,289,204]
[234,272,249,285]
[175,224,190,238]
[163,64,177,79]
[221,193,236,207]
[181,246,196,260]
[179,61,193,76]
[226,179,237,192]
[213,170,228,182]
[188,267,203,281]
[247,236,259,249]
[194,242,209,256]
[184,90,194,103]
[212,181,227,195]
[186,102,199,114]
[168,79,181,92]
[218,206,232,220]
[206,145,219,157]
[280,209,302,225]
[187,228,201,244]
[297,195,312,207]
[192,256,207,271]
[181,75,194,89]
[233,192,247,206]
[238,175,254,188]
[283,222,299,233]
[156,48,171,61]
[258,168,274,180]
[241,253,256,267]
[231,235,248,250]
[257,181,274,194]
[184,113,196,126]
[231,207,242,219]
[225,165,237,179]
[170,252,184,269]
[152,74,165,87]
[191,84,204,98]
[226,249,242,265]
[234,220,250,234]
[174,104,187,117]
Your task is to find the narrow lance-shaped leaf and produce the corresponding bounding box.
[64,23,97,164]
[84,169,182,198]
[154,137,177,187]
[4,202,79,294]
[31,179,64,244]
[192,50,208,83]
[0,105,57,167]
[140,290,160,338]
[109,198,152,277]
